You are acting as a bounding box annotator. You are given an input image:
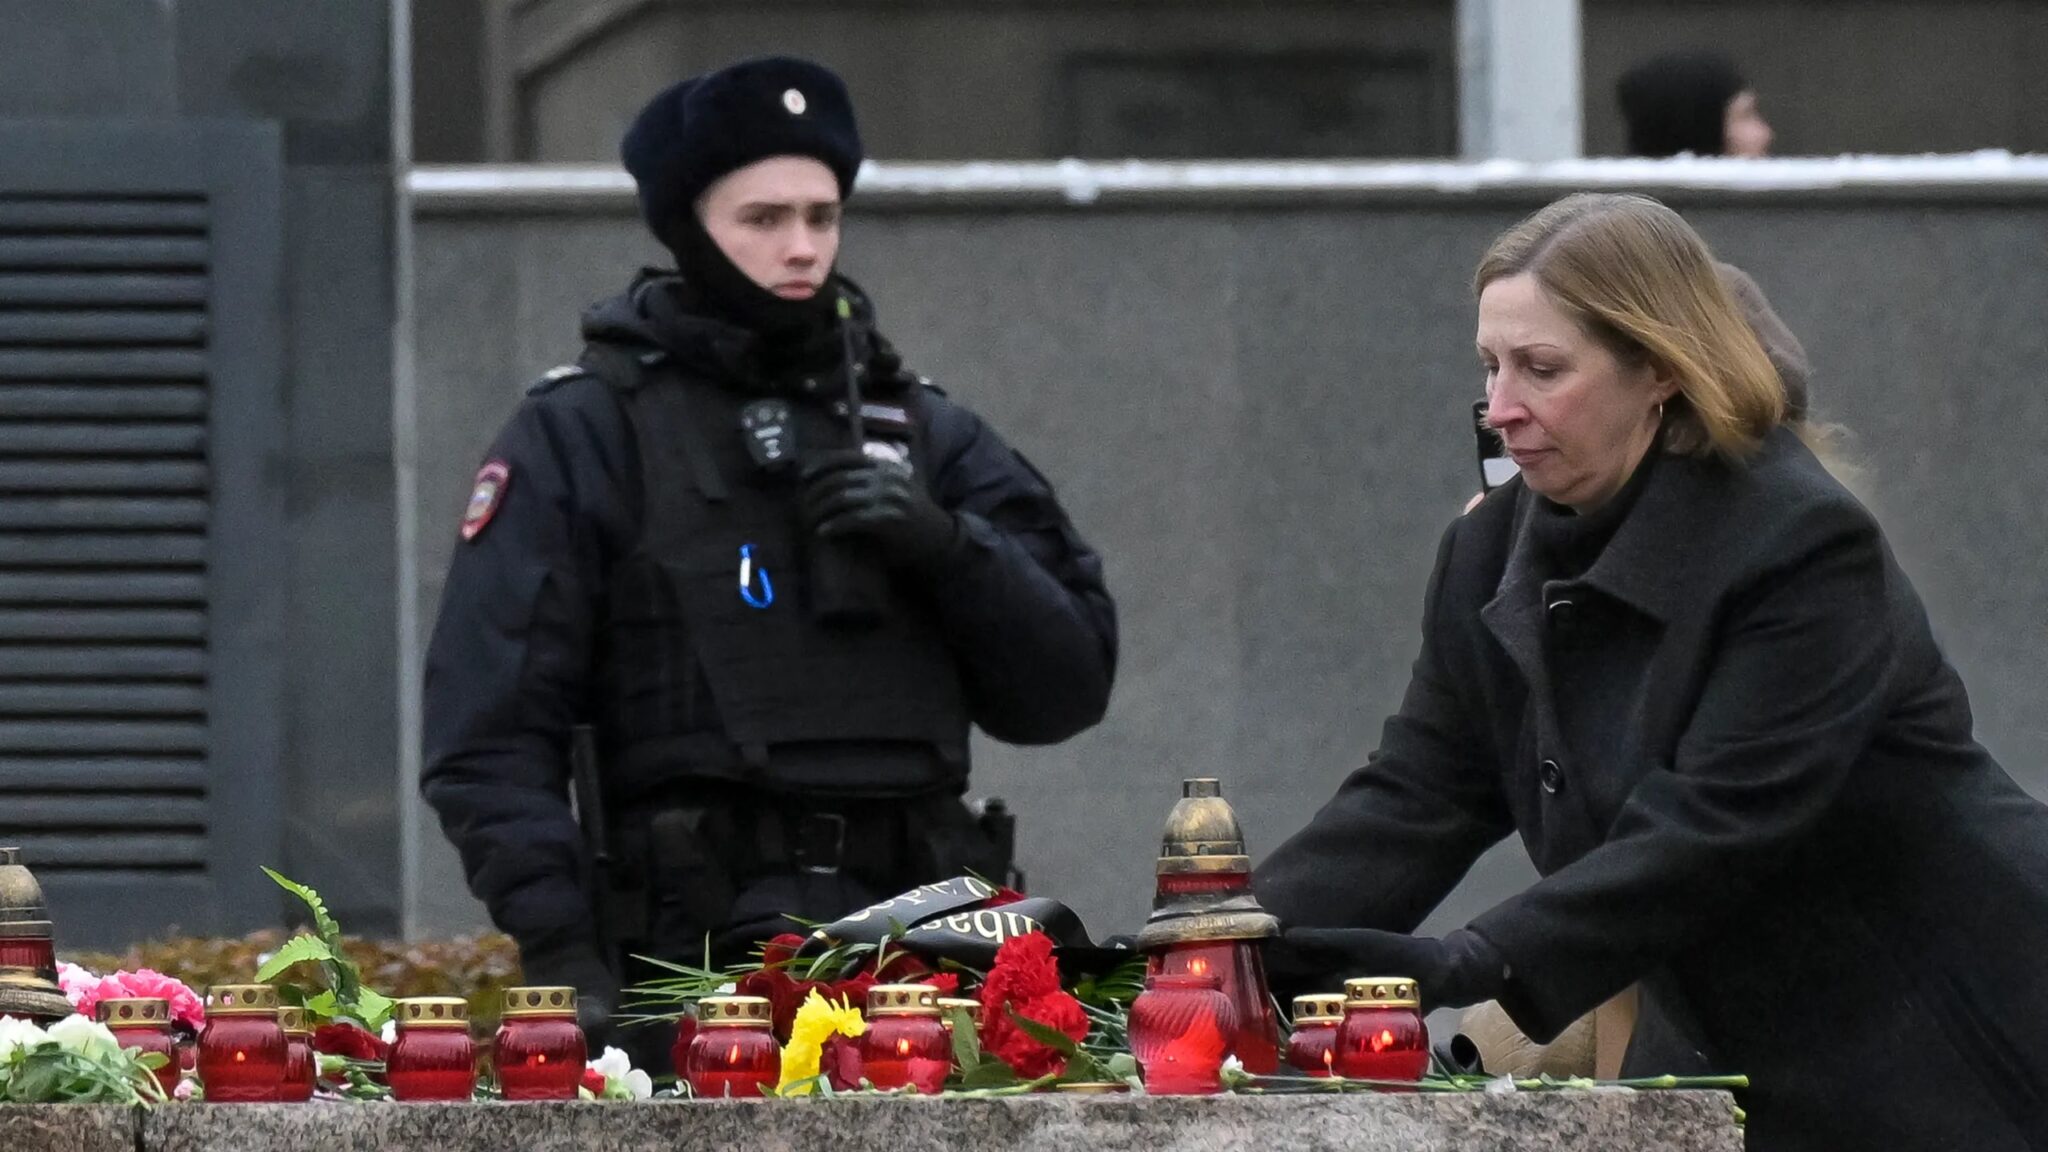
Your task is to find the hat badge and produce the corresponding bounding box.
[782,88,807,115]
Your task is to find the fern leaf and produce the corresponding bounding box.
[254,934,335,982]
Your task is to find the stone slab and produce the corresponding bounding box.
[137,1092,1743,1152]
[0,1104,136,1152]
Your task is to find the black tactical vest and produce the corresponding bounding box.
[585,342,971,801]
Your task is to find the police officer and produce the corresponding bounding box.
[420,56,1118,1060]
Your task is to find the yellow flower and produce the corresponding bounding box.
[776,988,867,1095]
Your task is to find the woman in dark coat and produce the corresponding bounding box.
[1255,192,2048,1151]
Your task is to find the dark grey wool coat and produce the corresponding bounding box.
[1256,427,2048,1151]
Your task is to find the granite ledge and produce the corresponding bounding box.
[126,1091,1743,1152]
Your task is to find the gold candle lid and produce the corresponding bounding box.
[1342,977,1420,1009]
[1292,993,1346,1025]
[502,986,578,1019]
[207,984,280,1016]
[935,997,981,1022]
[394,996,470,1028]
[866,983,939,1017]
[97,997,171,1026]
[277,1006,312,1035]
[695,995,772,1027]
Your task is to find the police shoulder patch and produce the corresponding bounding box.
[461,460,511,542]
[526,364,589,396]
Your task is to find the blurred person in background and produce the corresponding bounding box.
[1617,49,1774,158]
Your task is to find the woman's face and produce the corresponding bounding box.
[1723,89,1773,157]
[1477,273,1676,513]
[697,156,842,299]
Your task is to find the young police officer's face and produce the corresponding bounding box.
[697,156,843,300]
[1477,273,1676,514]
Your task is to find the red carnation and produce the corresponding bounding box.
[581,1068,609,1097]
[822,1034,865,1091]
[987,887,1027,907]
[760,933,808,968]
[978,931,1088,1079]
[311,1021,388,1063]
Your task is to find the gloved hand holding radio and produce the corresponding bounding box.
[800,449,961,572]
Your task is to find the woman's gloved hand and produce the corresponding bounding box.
[1262,926,1509,1012]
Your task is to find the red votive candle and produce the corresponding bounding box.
[1334,977,1429,1082]
[495,986,586,1101]
[936,997,981,1036]
[669,1012,699,1083]
[387,997,477,1101]
[276,1006,315,1102]
[683,995,779,1099]
[1284,993,1344,1077]
[199,984,287,1102]
[1149,940,1281,1074]
[97,997,180,1097]
[858,984,949,1094]
[1128,971,1235,1095]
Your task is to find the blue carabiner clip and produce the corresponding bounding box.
[738,543,774,609]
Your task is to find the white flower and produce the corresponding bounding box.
[380,1020,398,1045]
[586,1046,652,1101]
[47,1014,122,1060]
[172,1077,196,1101]
[1220,1055,1245,1076]
[0,1015,49,1061]
[1484,1074,1519,1096]
[587,1046,634,1080]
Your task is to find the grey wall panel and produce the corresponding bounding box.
[408,191,2048,953]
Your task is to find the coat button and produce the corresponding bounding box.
[1538,759,1564,795]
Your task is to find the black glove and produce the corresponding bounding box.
[519,939,619,1053]
[1262,926,1509,1013]
[800,449,961,571]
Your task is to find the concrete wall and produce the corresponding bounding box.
[417,0,2048,163]
[405,167,2048,947]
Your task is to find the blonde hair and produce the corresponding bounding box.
[1475,193,1785,460]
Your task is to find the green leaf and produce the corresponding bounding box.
[262,867,343,942]
[946,1008,983,1069]
[1005,1004,1110,1083]
[958,1060,1022,1089]
[303,990,338,1018]
[354,987,396,1030]
[255,933,336,981]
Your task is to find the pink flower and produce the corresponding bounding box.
[116,969,205,1030]
[57,961,100,1005]
[68,969,205,1031]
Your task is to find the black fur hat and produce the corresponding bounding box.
[1616,50,1747,157]
[621,56,864,243]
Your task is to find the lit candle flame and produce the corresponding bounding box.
[234,1051,246,1063]
[726,1041,742,1065]
[535,1054,547,1065]
[1187,956,1209,977]
[1370,1029,1395,1053]
[897,1037,913,1057]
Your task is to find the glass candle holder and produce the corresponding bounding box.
[1284,993,1345,1077]
[669,1012,699,1083]
[683,995,779,1099]
[935,997,981,1036]
[199,984,287,1102]
[0,934,55,973]
[1333,977,1429,1083]
[387,997,477,1102]
[1149,939,1281,1074]
[96,997,179,1097]
[277,1006,315,1102]
[495,986,586,1101]
[1128,971,1235,1096]
[858,984,949,1094]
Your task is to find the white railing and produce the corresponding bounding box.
[410,153,2048,213]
